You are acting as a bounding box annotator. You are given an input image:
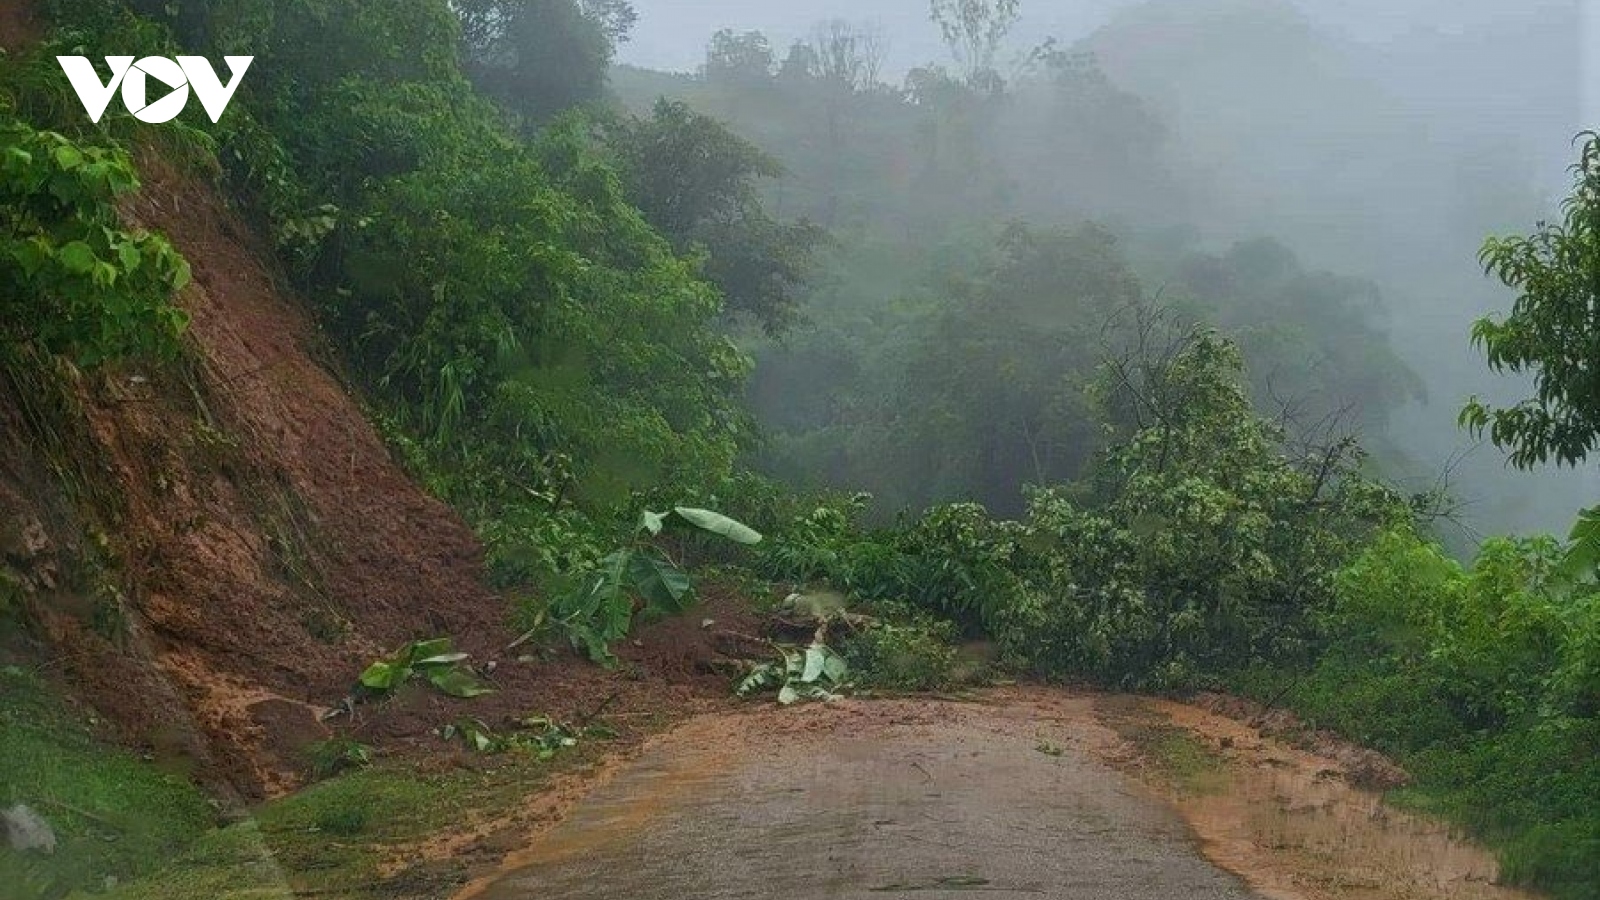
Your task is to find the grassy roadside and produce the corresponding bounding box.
[0,665,215,897]
[1091,694,1537,900]
[1095,699,1229,797]
[0,664,676,900]
[1239,663,1600,899]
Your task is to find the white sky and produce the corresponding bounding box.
[617,0,1585,77]
[1586,0,1600,127]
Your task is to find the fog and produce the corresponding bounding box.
[615,0,1598,539]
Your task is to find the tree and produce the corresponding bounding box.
[810,20,888,93]
[777,41,819,82]
[778,41,820,82]
[1463,133,1600,468]
[928,0,1021,85]
[579,0,637,45]
[881,224,1142,513]
[704,29,775,84]
[456,0,633,124]
[1175,239,1423,439]
[606,100,825,333]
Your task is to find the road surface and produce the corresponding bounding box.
[470,697,1263,900]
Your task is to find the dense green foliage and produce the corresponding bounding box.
[1465,132,1600,469]
[0,94,190,365]
[457,0,632,125]
[1278,528,1600,895]
[603,99,826,333]
[842,614,960,692]
[614,40,1421,518]
[997,331,1407,689]
[755,325,1408,687]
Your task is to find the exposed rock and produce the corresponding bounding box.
[3,803,56,854]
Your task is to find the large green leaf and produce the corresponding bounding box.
[671,507,762,545]
[568,623,617,666]
[359,637,490,696]
[1557,507,1600,589]
[57,240,98,275]
[638,509,668,536]
[407,637,455,662]
[802,645,827,683]
[628,551,693,611]
[558,552,632,635]
[428,667,495,698]
[822,652,849,683]
[358,660,407,691]
[415,652,470,668]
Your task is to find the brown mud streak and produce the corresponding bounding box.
[1099,695,1538,900]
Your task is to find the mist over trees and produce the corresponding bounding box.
[4,0,1597,896]
[609,0,1588,539]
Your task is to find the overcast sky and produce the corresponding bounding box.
[618,0,1592,83]
[1586,0,1599,126]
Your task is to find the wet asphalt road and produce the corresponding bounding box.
[473,704,1263,900]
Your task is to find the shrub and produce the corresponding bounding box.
[0,115,191,365]
[994,332,1406,689]
[1277,525,1600,898]
[843,614,959,692]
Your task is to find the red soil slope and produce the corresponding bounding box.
[2,148,502,798]
[0,9,762,805]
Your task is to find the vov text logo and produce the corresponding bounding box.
[57,56,253,124]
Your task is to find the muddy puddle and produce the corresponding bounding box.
[455,689,1537,900]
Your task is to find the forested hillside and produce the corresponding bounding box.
[0,0,1595,898]
[613,0,1588,536]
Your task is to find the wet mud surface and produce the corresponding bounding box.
[469,694,1261,900]
[458,689,1535,900]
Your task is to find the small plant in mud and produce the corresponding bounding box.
[521,507,761,666]
[357,637,494,699]
[439,715,609,758]
[306,738,372,780]
[736,641,850,705]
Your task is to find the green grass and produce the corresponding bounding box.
[1099,702,1227,797]
[0,664,610,900]
[91,738,613,900]
[1236,663,1600,900]
[1142,728,1228,796]
[93,765,483,900]
[0,666,216,898]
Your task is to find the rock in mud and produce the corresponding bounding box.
[3,803,57,854]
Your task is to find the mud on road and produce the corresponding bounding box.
[453,688,1533,900]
